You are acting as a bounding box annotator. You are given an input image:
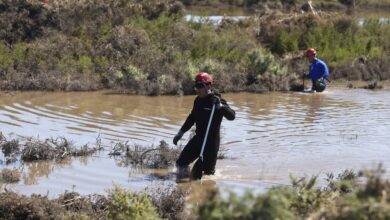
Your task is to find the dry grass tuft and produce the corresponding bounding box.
[21,137,101,161]
[110,140,181,168]
[1,168,21,183]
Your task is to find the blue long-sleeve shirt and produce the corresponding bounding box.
[309,58,329,84]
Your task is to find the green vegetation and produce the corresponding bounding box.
[107,185,160,220]
[0,183,188,219]
[0,0,298,94]
[0,0,389,93]
[180,0,390,9]
[197,166,390,220]
[1,167,389,219]
[265,15,389,66]
[258,11,390,81]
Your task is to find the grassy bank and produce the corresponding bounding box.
[1,166,389,219]
[181,0,390,12]
[258,11,390,81]
[0,0,294,94]
[0,0,389,94]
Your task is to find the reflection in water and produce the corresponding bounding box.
[1,89,390,195]
[21,156,92,185]
[304,94,328,123]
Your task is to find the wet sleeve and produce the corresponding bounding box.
[219,98,235,121]
[180,101,196,132]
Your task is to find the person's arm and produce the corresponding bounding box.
[173,99,196,145]
[316,62,329,83]
[180,110,195,133]
[219,98,235,121]
[210,94,235,121]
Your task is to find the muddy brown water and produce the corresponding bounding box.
[1,88,390,197]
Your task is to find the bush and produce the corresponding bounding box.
[0,0,58,44]
[311,165,390,219]
[196,167,390,219]
[147,183,189,220]
[78,55,93,73]
[2,0,389,93]
[107,185,160,220]
[271,30,299,55]
[196,187,297,219]
[0,192,63,219]
[244,48,292,91]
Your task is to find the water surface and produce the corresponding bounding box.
[1,88,390,196]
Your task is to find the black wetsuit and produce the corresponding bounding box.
[176,92,235,174]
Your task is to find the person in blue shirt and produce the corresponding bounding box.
[306,48,329,92]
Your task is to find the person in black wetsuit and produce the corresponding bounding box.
[173,72,235,180]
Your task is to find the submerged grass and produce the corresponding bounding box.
[21,137,101,161]
[0,168,21,183]
[109,140,181,169]
[0,136,102,164]
[0,134,183,170]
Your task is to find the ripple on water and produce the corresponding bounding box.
[1,89,390,196]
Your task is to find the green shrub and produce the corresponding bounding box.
[245,48,274,84]
[0,43,12,69]
[271,30,299,55]
[93,56,110,72]
[244,48,292,91]
[97,22,112,38]
[251,188,297,220]
[311,165,390,219]
[107,185,160,220]
[196,187,297,219]
[11,43,27,62]
[78,55,93,73]
[197,167,390,219]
